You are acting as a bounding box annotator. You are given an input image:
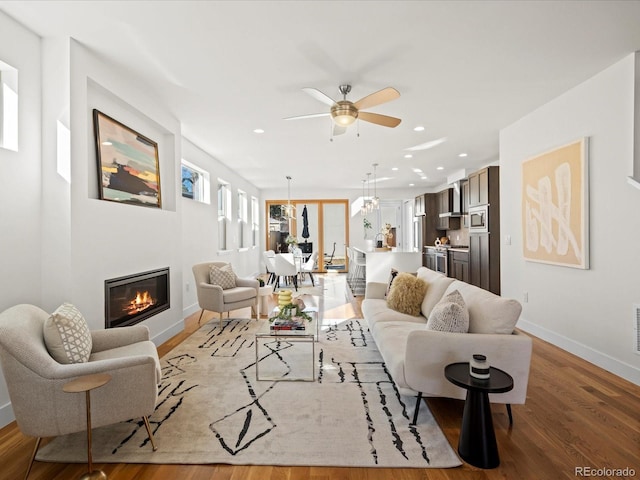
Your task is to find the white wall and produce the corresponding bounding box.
[181,139,261,318]
[500,53,640,385]
[65,40,184,346]
[0,10,42,428]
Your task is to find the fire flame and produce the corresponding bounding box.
[126,291,155,315]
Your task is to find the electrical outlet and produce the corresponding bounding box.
[505,235,512,245]
[186,282,190,292]
[523,292,528,303]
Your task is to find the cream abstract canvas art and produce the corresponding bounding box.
[521,138,589,269]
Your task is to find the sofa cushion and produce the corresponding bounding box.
[443,281,522,334]
[362,299,426,332]
[44,303,93,364]
[370,321,425,391]
[426,290,469,333]
[386,273,428,316]
[416,267,455,318]
[209,264,236,289]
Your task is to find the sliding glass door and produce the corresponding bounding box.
[266,199,348,273]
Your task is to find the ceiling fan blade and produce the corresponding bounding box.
[358,111,402,128]
[354,87,400,110]
[333,124,347,136]
[302,87,337,106]
[284,112,331,121]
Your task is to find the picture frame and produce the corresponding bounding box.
[93,109,162,208]
[521,137,589,269]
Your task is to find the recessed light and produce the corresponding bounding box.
[459,153,468,157]
[404,154,413,159]
[413,126,425,132]
[437,166,444,170]
[409,183,415,186]
[391,167,399,171]
[421,176,427,180]
[412,168,422,173]
[253,128,265,134]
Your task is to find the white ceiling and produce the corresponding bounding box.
[2,0,640,191]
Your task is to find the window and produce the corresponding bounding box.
[0,61,18,152]
[237,189,247,249]
[251,196,259,247]
[217,180,231,250]
[181,159,210,203]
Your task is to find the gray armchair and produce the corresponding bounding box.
[192,262,259,326]
[0,304,161,480]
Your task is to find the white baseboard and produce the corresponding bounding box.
[182,302,200,320]
[518,318,640,386]
[151,319,185,347]
[0,401,15,428]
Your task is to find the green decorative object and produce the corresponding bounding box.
[268,303,312,323]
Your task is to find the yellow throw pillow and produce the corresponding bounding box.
[386,273,428,316]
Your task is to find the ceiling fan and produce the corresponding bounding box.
[285,85,401,135]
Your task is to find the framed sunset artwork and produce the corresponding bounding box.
[93,109,162,208]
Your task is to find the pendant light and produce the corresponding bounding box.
[366,172,372,213]
[360,179,367,216]
[284,175,295,219]
[372,163,380,209]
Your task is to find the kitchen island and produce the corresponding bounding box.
[352,247,422,285]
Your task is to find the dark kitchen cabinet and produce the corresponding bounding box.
[436,188,460,231]
[423,251,437,270]
[468,166,501,294]
[469,232,500,295]
[450,250,469,283]
[468,167,489,207]
[461,180,469,228]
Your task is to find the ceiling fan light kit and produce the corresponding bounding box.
[331,101,359,126]
[287,84,401,131]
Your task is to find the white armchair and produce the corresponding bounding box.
[192,262,259,326]
[0,304,160,480]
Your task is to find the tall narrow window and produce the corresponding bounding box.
[0,62,18,152]
[217,180,231,250]
[251,196,259,248]
[238,190,248,249]
[181,159,210,203]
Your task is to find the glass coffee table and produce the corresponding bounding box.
[255,294,320,382]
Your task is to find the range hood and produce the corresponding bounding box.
[439,180,464,218]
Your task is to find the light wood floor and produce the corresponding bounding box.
[1,274,639,480]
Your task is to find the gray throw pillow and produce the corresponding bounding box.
[426,290,469,333]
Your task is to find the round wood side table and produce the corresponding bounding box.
[63,372,112,480]
[444,362,513,469]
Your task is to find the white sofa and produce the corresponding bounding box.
[362,267,532,408]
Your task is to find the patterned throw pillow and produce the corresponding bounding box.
[43,303,93,364]
[426,290,469,333]
[386,273,428,316]
[209,264,237,289]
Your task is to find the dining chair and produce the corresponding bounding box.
[274,253,298,291]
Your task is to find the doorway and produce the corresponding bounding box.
[266,199,349,273]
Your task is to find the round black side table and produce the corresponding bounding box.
[444,362,513,469]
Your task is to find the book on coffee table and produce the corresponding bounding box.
[270,318,307,331]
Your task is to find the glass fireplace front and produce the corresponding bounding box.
[104,267,170,328]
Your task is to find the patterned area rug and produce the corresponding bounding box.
[36,317,461,468]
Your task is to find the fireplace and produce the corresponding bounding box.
[105,268,170,328]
